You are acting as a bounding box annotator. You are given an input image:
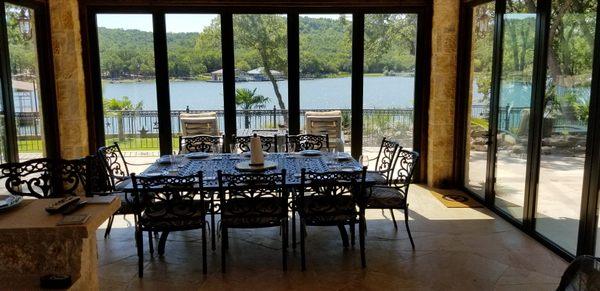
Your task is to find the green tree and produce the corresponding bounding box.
[235,88,269,129]
[104,97,143,141]
[234,15,288,125]
[5,4,37,76]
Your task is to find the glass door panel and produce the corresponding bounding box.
[362,13,417,164]
[165,14,223,150]
[534,0,598,254]
[299,14,352,152]
[0,79,6,163]
[233,14,288,135]
[494,1,536,220]
[96,14,159,165]
[465,2,495,197]
[5,3,44,161]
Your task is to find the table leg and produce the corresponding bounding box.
[337,224,349,248]
[158,231,170,255]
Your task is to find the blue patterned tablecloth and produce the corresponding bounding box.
[128,152,364,190]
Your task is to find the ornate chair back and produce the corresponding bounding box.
[232,135,278,153]
[374,138,401,183]
[97,142,129,190]
[285,134,329,152]
[389,150,419,199]
[217,171,287,226]
[0,157,89,198]
[179,135,222,154]
[130,172,204,231]
[298,168,366,222]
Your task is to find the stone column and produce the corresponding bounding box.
[48,0,89,159]
[428,0,459,187]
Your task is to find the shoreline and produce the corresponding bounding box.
[100,72,416,84]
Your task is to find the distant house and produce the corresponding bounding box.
[210,69,224,81]
[11,80,38,113]
[210,69,250,82]
[247,67,285,81]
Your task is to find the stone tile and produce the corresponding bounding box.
[96,185,568,290]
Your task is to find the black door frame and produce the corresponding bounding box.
[456,0,600,260]
[81,5,432,182]
[0,0,60,162]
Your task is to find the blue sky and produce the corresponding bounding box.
[96,14,350,33]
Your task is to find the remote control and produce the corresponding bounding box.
[61,200,87,215]
[45,196,80,214]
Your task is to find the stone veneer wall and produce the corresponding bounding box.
[48,0,89,159]
[428,0,459,187]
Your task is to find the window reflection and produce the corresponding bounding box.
[535,0,597,254]
[494,1,536,220]
[465,2,495,197]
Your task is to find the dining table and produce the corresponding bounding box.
[120,151,373,254]
[122,151,369,190]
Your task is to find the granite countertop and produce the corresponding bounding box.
[0,196,120,241]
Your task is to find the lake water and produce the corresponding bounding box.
[101,76,592,111]
[102,76,416,110]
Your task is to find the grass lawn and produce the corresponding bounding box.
[15,137,169,154]
[17,139,44,153]
[105,137,181,152]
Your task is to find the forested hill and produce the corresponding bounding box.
[97,15,417,79]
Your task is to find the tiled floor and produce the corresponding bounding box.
[97,185,568,290]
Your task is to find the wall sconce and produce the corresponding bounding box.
[17,8,32,41]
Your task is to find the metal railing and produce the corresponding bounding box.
[471,105,587,133]
[13,105,588,153]
[102,108,413,150]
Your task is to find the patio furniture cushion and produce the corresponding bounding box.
[114,177,132,191]
[185,123,212,130]
[300,195,358,225]
[366,171,388,185]
[305,110,342,117]
[140,201,206,231]
[221,197,286,227]
[180,112,217,119]
[112,191,135,214]
[366,186,406,209]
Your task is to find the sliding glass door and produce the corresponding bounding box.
[464,2,496,198]
[461,0,600,257]
[493,0,537,220]
[0,1,56,163]
[87,8,428,179]
[362,13,417,159]
[95,14,159,159]
[165,14,223,149]
[233,14,288,133]
[534,0,598,254]
[299,13,352,152]
[4,3,46,161]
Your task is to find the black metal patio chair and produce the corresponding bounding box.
[232,134,278,153]
[284,133,329,152]
[297,167,367,270]
[97,142,150,238]
[217,170,288,272]
[130,172,207,277]
[178,134,223,154]
[0,157,90,198]
[365,149,419,248]
[366,137,401,185]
